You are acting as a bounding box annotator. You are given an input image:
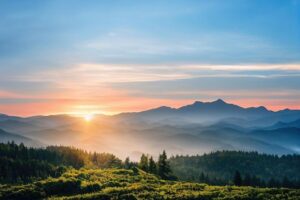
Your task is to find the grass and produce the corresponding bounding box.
[1,168,299,200]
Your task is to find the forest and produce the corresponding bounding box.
[0,142,300,200]
[0,142,122,183]
[169,151,300,188]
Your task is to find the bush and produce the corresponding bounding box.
[41,177,81,195]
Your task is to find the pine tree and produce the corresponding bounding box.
[124,157,131,169]
[92,152,98,165]
[148,156,157,174]
[138,154,149,172]
[268,178,278,188]
[199,172,205,182]
[243,173,251,186]
[234,170,242,186]
[157,150,172,179]
[282,176,292,188]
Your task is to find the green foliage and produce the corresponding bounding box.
[234,170,242,186]
[124,157,131,169]
[148,156,157,174]
[169,151,300,188]
[137,151,176,180]
[138,154,149,172]
[41,177,81,195]
[0,144,299,199]
[158,150,176,180]
[0,142,122,183]
[1,168,299,200]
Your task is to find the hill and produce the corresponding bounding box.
[1,168,300,200]
[268,118,300,129]
[1,143,300,199]
[0,129,42,147]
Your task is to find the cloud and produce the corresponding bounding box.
[0,1,300,115]
[180,63,300,71]
[79,31,299,64]
[20,62,300,84]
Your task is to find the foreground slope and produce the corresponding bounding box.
[1,143,300,199]
[1,168,299,200]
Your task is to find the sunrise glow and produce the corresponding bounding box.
[1,1,300,198]
[0,1,299,116]
[84,114,93,122]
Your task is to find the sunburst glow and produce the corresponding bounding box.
[84,114,94,122]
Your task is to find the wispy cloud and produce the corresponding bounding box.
[180,64,300,71]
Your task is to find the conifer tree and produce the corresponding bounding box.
[124,157,131,169]
[234,170,242,186]
[243,173,251,186]
[138,154,149,172]
[157,150,172,179]
[148,156,157,174]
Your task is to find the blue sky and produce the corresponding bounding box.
[0,0,300,115]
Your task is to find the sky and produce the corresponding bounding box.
[0,0,300,116]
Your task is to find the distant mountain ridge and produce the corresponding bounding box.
[1,99,299,121]
[117,99,299,125]
[137,99,271,114]
[0,99,299,157]
[268,118,300,129]
[0,128,43,147]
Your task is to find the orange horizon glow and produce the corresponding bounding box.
[1,0,300,120]
[1,63,300,117]
[0,97,300,117]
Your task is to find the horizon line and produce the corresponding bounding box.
[1,98,298,118]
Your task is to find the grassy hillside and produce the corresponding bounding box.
[1,168,300,200]
[1,143,300,199]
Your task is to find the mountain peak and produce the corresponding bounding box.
[212,99,226,104]
[156,106,173,110]
[140,105,174,114]
[257,106,268,111]
[192,99,227,105]
[192,101,204,105]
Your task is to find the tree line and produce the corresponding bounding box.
[0,142,122,183]
[134,150,177,180]
[233,170,300,188]
[0,142,177,183]
[169,151,300,189]
[1,142,299,188]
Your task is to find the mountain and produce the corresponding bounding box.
[178,99,269,115]
[117,99,300,126]
[250,127,300,153]
[0,119,41,133]
[0,128,43,147]
[0,113,22,121]
[268,118,300,129]
[0,99,300,158]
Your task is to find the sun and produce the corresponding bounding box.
[84,114,93,122]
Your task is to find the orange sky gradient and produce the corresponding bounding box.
[1,1,300,117]
[1,96,300,117]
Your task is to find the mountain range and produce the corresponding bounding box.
[0,99,299,160]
